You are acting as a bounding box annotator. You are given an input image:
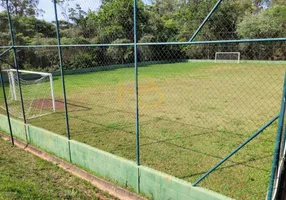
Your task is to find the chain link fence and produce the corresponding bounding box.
[0,0,286,199]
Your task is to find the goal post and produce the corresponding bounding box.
[1,69,56,119]
[49,74,56,112]
[215,52,241,63]
[7,70,17,101]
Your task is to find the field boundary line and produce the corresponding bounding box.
[0,134,147,200]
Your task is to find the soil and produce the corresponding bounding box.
[32,99,65,110]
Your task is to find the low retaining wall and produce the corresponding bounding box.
[0,114,26,141]
[69,139,139,191]
[139,166,228,200]
[0,114,231,200]
[27,125,71,161]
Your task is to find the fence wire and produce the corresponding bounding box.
[0,0,285,199]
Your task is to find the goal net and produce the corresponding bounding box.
[1,69,56,119]
[215,52,241,63]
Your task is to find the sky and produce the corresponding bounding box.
[0,0,152,22]
[37,0,101,22]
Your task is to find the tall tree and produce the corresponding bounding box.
[88,0,147,43]
[55,0,74,22]
[251,0,271,12]
[101,0,113,5]
[237,5,286,60]
[68,4,87,24]
[0,0,43,16]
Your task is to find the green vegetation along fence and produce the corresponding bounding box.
[0,0,285,199]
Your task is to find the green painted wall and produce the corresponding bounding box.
[0,114,9,133]
[139,166,230,200]
[0,114,232,200]
[27,125,71,162]
[70,140,139,191]
[0,114,26,141]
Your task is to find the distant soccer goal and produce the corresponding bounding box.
[1,69,56,119]
[215,52,241,63]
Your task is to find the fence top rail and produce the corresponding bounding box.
[215,52,241,54]
[0,37,285,49]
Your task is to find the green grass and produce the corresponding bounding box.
[1,61,285,199]
[0,136,117,200]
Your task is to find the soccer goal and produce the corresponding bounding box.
[215,52,241,63]
[1,69,56,119]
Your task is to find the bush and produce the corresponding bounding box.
[106,39,133,64]
[69,52,97,69]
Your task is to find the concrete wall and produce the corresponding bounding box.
[27,125,71,161]
[0,114,232,200]
[69,140,139,191]
[0,114,26,141]
[139,166,229,200]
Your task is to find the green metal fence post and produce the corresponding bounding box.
[189,0,223,42]
[267,74,286,200]
[134,0,140,166]
[134,0,140,193]
[6,0,27,124]
[0,47,14,145]
[0,69,14,145]
[53,0,71,140]
[193,114,279,186]
[0,47,11,58]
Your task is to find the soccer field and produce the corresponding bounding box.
[1,61,285,199]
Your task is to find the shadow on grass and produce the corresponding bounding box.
[62,104,273,175]
[179,154,273,180]
[29,101,274,182]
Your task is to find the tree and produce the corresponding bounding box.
[251,0,271,12]
[138,34,157,61]
[68,4,87,24]
[101,0,113,5]
[237,5,286,60]
[271,0,285,5]
[0,11,9,46]
[151,0,180,14]
[0,0,43,16]
[55,0,74,23]
[87,0,147,43]
[107,39,133,64]
[237,5,286,39]
[0,0,285,69]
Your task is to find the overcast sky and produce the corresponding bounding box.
[0,0,151,22]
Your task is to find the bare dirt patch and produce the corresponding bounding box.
[32,99,65,110]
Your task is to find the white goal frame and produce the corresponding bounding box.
[215,52,241,63]
[3,69,56,112]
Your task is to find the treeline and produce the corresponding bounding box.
[0,0,285,71]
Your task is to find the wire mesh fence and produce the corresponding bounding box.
[0,0,286,199]
[137,42,284,199]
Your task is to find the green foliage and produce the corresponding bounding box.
[0,0,43,17]
[0,11,9,45]
[237,5,286,60]
[69,52,97,69]
[237,5,286,38]
[138,34,157,61]
[0,0,285,70]
[107,39,133,64]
